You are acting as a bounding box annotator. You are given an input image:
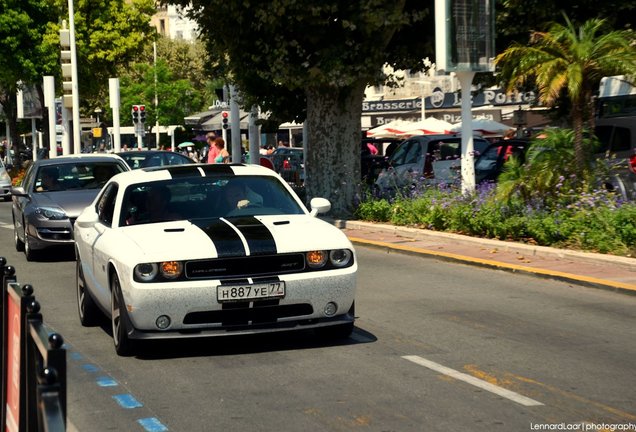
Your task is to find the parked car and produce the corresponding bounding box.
[11,154,130,261]
[267,147,305,185]
[374,134,490,195]
[0,158,11,201]
[117,150,195,170]
[594,116,636,201]
[474,138,530,184]
[360,138,401,185]
[74,163,357,355]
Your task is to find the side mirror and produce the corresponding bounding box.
[309,197,331,217]
[10,186,28,198]
[75,207,99,229]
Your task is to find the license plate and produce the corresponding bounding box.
[217,282,285,302]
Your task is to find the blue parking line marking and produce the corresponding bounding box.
[113,394,143,409]
[82,364,100,373]
[96,376,118,387]
[70,352,83,361]
[138,417,168,432]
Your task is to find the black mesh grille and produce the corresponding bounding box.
[185,253,306,280]
[183,303,314,325]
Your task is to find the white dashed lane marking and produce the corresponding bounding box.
[402,355,544,407]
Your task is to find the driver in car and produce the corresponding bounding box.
[222,181,263,211]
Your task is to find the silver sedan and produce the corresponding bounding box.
[11,154,129,261]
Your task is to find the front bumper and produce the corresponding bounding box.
[121,269,357,340]
[26,218,75,250]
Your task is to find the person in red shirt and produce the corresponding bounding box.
[206,132,219,163]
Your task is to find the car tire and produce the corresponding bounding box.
[111,273,136,356]
[77,258,99,327]
[14,222,24,252]
[23,228,38,262]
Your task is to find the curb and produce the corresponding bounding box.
[333,220,636,271]
[330,219,636,295]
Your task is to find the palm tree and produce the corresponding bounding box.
[494,15,636,172]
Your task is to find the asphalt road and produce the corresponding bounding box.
[1,201,635,432]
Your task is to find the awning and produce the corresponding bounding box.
[184,110,218,126]
[200,110,250,131]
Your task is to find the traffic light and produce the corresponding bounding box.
[132,105,139,123]
[222,111,229,129]
[139,105,146,123]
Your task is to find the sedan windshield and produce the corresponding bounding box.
[35,162,126,192]
[121,175,304,226]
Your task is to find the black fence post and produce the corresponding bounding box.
[1,256,8,430]
[25,296,66,432]
[1,259,66,432]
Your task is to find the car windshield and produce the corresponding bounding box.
[119,152,193,169]
[35,162,125,192]
[121,175,305,226]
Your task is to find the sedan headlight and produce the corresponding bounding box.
[0,171,10,182]
[34,206,67,220]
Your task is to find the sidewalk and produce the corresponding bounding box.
[332,220,636,295]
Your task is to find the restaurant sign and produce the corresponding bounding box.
[363,88,536,113]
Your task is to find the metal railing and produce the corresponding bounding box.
[1,257,67,432]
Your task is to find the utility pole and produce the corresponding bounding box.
[154,41,160,148]
[67,0,81,154]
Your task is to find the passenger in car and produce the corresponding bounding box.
[126,185,181,224]
[85,165,114,189]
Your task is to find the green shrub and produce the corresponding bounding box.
[355,182,636,256]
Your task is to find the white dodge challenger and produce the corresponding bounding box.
[74,163,357,356]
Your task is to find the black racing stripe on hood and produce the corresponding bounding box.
[164,165,203,178]
[200,164,235,176]
[225,216,277,256]
[193,218,246,257]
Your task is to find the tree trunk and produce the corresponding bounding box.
[572,99,586,172]
[305,83,366,219]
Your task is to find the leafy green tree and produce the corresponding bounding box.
[115,36,214,127]
[495,16,636,172]
[496,0,635,51]
[0,0,60,156]
[168,0,434,217]
[496,128,596,206]
[0,0,155,157]
[119,59,204,132]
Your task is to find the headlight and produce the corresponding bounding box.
[134,263,158,282]
[329,249,353,268]
[34,206,67,220]
[160,261,183,279]
[0,171,10,182]
[306,250,328,268]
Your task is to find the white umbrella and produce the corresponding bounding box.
[396,117,454,137]
[366,119,414,138]
[450,118,514,137]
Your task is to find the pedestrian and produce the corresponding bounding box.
[206,132,219,163]
[212,137,230,164]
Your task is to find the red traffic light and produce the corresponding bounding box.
[132,105,139,112]
[139,105,145,112]
[222,111,229,118]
